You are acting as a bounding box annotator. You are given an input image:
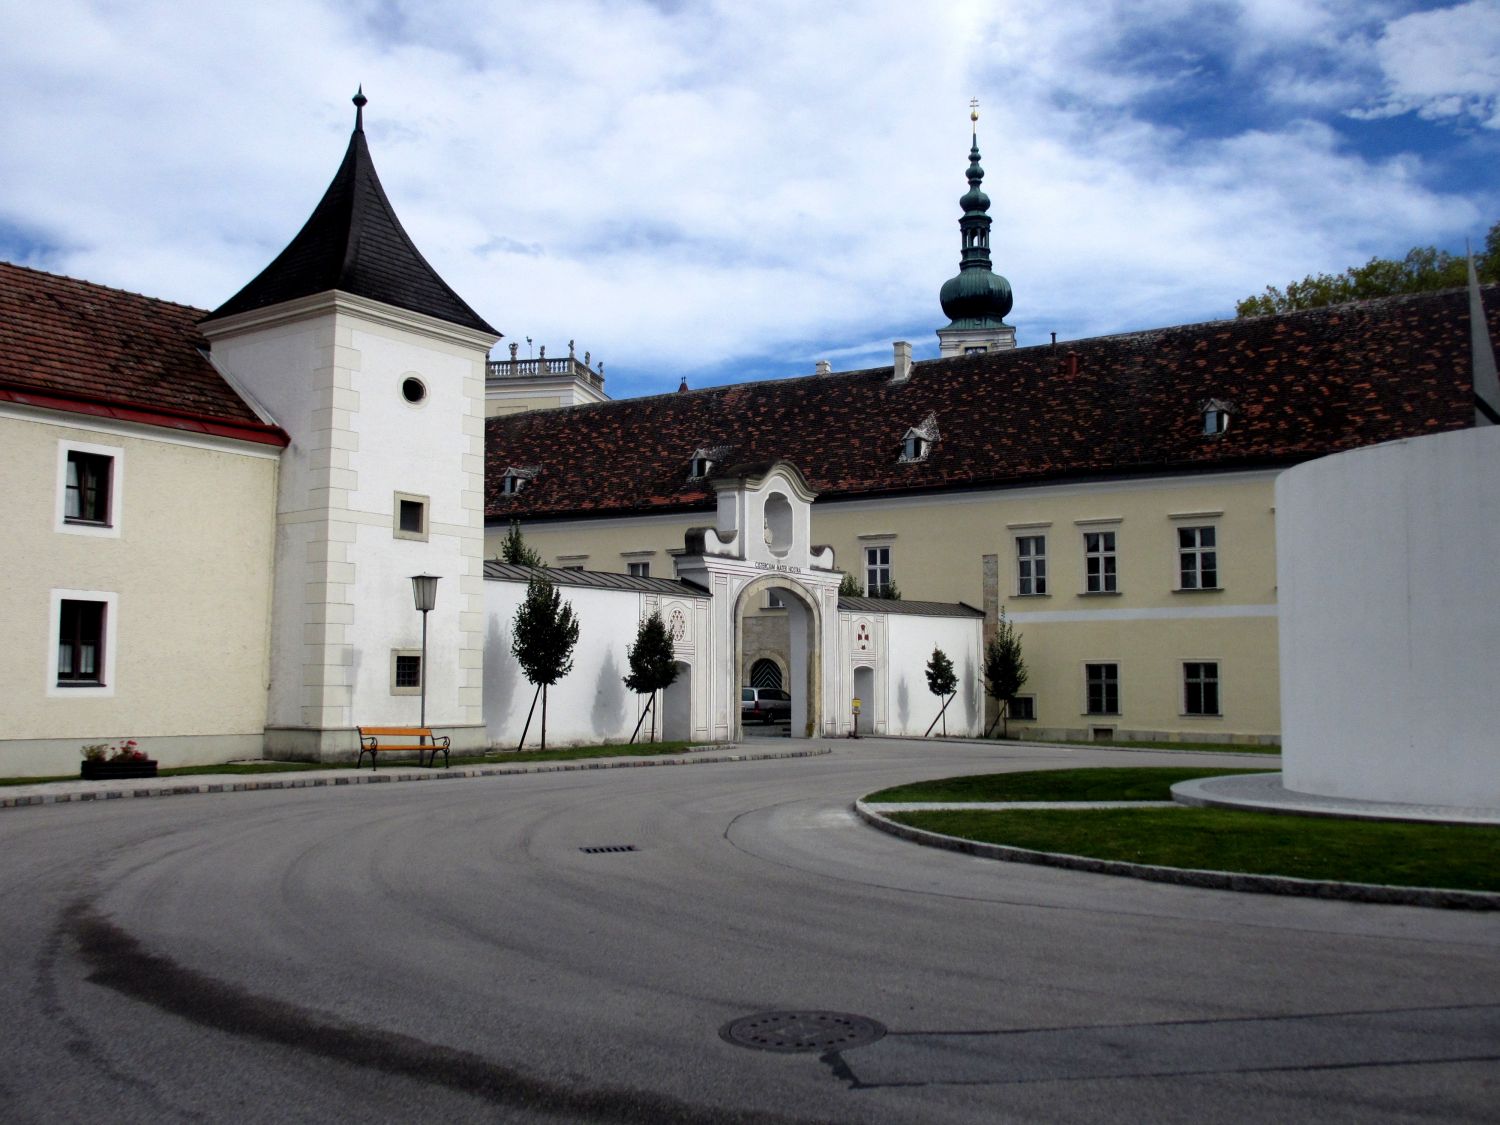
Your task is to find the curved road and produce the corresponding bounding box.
[1,739,1496,1123]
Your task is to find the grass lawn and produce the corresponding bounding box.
[887,806,1500,892]
[1,741,702,785]
[866,767,1274,804]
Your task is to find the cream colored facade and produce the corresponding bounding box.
[486,467,1282,743]
[2,406,280,775]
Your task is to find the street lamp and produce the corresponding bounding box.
[410,574,440,733]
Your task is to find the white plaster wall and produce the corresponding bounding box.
[484,581,707,747]
[883,614,985,737]
[1278,427,1500,806]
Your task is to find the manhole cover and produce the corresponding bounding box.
[719,1011,887,1054]
[579,845,638,854]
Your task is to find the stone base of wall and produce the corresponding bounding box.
[1008,725,1280,748]
[0,732,266,779]
[265,724,488,762]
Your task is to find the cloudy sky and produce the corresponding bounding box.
[2,1,1497,398]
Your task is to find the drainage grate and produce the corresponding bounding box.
[719,1011,887,1054]
[579,845,638,854]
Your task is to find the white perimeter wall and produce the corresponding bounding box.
[1277,427,1500,807]
[880,614,984,738]
[484,581,708,747]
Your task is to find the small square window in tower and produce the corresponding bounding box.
[393,492,429,541]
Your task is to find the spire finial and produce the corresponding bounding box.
[969,97,979,138]
[353,85,367,133]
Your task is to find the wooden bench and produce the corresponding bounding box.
[356,726,450,769]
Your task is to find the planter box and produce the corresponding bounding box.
[80,759,159,781]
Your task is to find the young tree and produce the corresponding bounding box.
[924,646,958,737]
[984,610,1028,738]
[837,571,863,597]
[510,573,579,751]
[1237,220,1499,317]
[500,520,545,567]
[623,610,679,742]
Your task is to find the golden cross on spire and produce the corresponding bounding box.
[969,97,979,123]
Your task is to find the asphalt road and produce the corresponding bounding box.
[1,738,1496,1123]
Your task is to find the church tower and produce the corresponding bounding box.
[936,104,1016,357]
[200,91,501,759]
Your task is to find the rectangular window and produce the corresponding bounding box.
[65,451,112,524]
[1184,662,1220,716]
[865,545,892,596]
[1084,531,1117,593]
[57,600,106,686]
[56,441,123,536]
[765,588,786,609]
[1016,535,1047,595]
[627,562,650,578]
[391,650,422,695]
[1007,695,1036,722]
[1085,663,1119,715]
[393,492,429,541]
[1178,526,1218,590]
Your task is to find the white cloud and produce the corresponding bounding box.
[0,0,1493,398]
[1356,0,1500,127]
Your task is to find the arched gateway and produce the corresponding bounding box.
[675,462,844,740]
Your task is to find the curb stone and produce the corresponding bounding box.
[0,748,831,812]
[853,800,1500,912]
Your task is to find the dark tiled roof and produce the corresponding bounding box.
[206,123,497,336]
[838,597,984,617]
[483,561,710,598]
[0,262,285,444]
[486,286,1496,521]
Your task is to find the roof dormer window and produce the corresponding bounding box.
[687,445,731,481]
[500,466,539,494]
[1200,398,1233,437]
[898,412,941,463]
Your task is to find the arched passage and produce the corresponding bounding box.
[733,575,821,739]
[853,664,875,735]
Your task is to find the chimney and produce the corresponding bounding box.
[815,359,832,376]
[892,340,912,383]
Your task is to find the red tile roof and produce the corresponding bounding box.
[0,262,286,445]
[485,285,1497,523]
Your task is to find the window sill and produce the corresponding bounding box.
[1012,592,1050,599]
[1173,587,1224,594]
[56,680,105,689]
[1078,591,1122,597]
[1083,712,1121,717]
[1180,712,1223,719]
[63,518,111,528]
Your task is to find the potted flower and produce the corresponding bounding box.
[80,739,158,780]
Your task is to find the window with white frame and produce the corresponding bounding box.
[1016,535,1047,595]
[49,589,117,696]
[1085,663,1119,715]
[864,545,893,597]
[56,440,122,536]
[1084,530,1117,593]
[1184,662,1220,716]
[627,561,650,578]
[1178,526,1218,590]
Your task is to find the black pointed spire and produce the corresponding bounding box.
[205,94,497,336]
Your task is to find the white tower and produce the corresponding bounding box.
[200,91,501,759]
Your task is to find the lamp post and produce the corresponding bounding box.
[410,574,439,733]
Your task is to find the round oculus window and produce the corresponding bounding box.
[401,377,427,404]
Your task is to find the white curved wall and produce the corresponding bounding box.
[1277,427,1500,806]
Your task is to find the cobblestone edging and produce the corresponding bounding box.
[0,748,831,812]
[853,800,1500,912]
